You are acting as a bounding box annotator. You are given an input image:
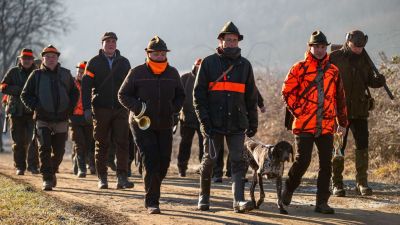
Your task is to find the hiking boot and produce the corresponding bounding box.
[16,169,24,175]
[315,203,335,214]
[28,168,40,174]
[356,184,373,196]
[198,194,210,211]
[77,171,86,178]
[212,177,222,183]
[179,170,186,178]
[116,174,134,189]
[147,206,161,214]
[89,166,96,175]
[42,180,53,191]
[98,175,108,189]
[281,188,293,206]
[233,201,254,213]
[332,184,346,197]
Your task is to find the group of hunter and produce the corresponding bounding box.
[1,21,386,215]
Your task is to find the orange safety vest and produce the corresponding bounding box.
[73,80,84,116]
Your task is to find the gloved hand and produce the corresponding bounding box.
[245,127,257,138]
[336,125,347,136]
[84,109,93,123]
[259,106,267,113]
[134,103,143,115]
[201,120,214,138]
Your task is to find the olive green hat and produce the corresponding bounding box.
[145,36,170,52]
[308,30,330,46]
[217,21,243,41]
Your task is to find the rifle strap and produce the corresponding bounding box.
[208,65,234,91]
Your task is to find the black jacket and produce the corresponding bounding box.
[21,64,79,122]
[1,64,36,117]
[82,49,131,110]
[179,71,199,129]
[118,63,185,130]
[193,51,258,134]
[330,46,386,119]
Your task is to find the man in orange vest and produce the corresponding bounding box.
[194,21,258,213]
[281,31,348,214]
[70,61,95,178]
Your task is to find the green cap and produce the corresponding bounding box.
[308,30,330,46]
[145,36,170,52]
[217,21,243,41]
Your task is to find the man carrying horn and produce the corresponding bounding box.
[118,35,185,214]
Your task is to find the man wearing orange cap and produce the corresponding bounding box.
[176,58,204,177]
[1,48,39,175]
[21,45,79,191]
[119,35,185,214]
[70,61,95,178]
[82,32,133,189]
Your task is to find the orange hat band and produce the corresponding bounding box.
[78,63,86,69]
[43,47,59,54]
[21,51,33,57]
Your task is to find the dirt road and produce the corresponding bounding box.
[0,150,399,225]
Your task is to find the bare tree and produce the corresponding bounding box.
[0,0,70,75]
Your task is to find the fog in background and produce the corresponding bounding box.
[52,0,400,75]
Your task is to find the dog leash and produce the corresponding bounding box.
[207,137,217,160]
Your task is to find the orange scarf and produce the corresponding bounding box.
[146,58,168,75]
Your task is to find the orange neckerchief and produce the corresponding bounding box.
[146,58,168,75]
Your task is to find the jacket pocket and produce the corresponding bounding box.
[237,106,249,129]
[210,104,223,127]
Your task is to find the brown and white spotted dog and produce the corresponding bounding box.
[244,139,294,214]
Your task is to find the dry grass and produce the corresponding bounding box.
[0,175,90,225]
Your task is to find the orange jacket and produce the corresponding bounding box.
[282,51,348,136]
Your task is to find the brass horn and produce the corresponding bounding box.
[134,102,151,130]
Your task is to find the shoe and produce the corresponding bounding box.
[356,184,373,196]
[77,171,86,178]
[147,206,161,214]
[89,166,96,175]
[98,176,108,189]
[315,203,335,214]
[42,180,53,191]
[233,201,254,213]
[16,169,24,175]
[197,195,210,211]
[281,188,293,206]
[28,168,40,174]
[212,177,222,183]
[332,185,346,197]
[116,174,134,189]
[52,175,57,188]
[179,170,186,178]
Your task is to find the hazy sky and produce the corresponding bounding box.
[52,0,400,75]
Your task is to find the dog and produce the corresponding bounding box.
[243,139,294,214]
